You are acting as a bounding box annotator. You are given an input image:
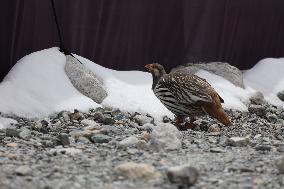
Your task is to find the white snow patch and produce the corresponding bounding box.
[244,58,284,106]
[0,117,18,129]
[195,70,254,111]
[0,47,269,120]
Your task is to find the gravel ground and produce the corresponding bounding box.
[1,102,284,189]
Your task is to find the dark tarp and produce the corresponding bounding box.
[1,0,284,81]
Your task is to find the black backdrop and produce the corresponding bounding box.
[1,0,284,81]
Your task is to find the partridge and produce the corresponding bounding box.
[145,63,232,130]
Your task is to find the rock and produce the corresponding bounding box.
[266,113,278,123]
[118,136,146,149]
[6,142,18,147]
[69,109,84,121]
[15,165,32,176]
[113,162,161,180]
[76,136,91,144]
[210,147,226,153]
[136,123,155,132]
[50,148,82,156]
[277,91,284,102]
[227,137,250,147]
[172,62,244,88]
[255,145,271,151]
[208,124,220,133]
[57,133,70,146]
[249,92,266,105]
[64,55,107,103]
[19,128,31,140]
[163,116,170,123]
[149,123,182,151]
[166,165,199,186]
[103,117,116,125]
[80,119,98,127]
[6,127,20,137]
[248,105,266,117]
[133,114,154,126]
[275,156,284,173]
[90,134,112,143]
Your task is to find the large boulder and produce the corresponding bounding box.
[172,62,244,88]
[277,91,284,102]
[64,55,107,104]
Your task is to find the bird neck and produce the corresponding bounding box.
[152,72,165,89]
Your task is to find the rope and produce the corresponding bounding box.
[50,0,82,64]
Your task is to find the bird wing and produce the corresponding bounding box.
[157,73,213,106]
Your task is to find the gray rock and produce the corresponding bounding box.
[133,114,153,126]
[248,105,266,117]
[6,127,20,137]
[275,156,284,174]
[113,162,161,180]
[77,136,91,144]
[166,165,199,186]
[118,136,146,149]
[172,62,244,88]
[80,119,98,127]
[57,133,70,146]
[149,123,182,150]
[64,55,107,103]
[249,92,266,105]
[19,128,31,140]
[15,165,32,176]
[255,145,271,151]
[91,134,112,143]
[210,147,226,153]
[227,137,250,147]
[277,91,284,102]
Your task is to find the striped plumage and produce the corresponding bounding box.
[145,63,231,130]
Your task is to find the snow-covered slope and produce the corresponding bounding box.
[0,47,263,119]
[244,58,284,106]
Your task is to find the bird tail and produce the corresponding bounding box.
[203,105,232,126]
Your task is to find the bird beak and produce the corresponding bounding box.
[145,64,153,71]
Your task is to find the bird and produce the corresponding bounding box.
[145,63,232,130]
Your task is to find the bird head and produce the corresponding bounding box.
[145,63,166,78]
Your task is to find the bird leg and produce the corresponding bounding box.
[175,116,184,130]
[183,117,196,130]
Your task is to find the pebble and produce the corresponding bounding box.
[90,134,112,143]
[227,137,250,147]
[118,136,145,149]
[113,162,161,180]
[254,145,271,151]
[275,156,284,174]
[6,127,20,137]
[6,142,18,147]
[15,165,32,176]
[57,133,70,146]
[133,114,153,126]
[166,165,199,186]
[149,123,182,151]
[208,124,221,133]
[210,147,226,153]
[18,128,31,140]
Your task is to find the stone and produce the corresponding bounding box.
[133,114,154,126]
[163,116,170,123]
[19,128,31,140]
[64,55,107,103]
[149,123,182,151]
[113,162,161,180]
[277,91,284,102]
[249,92,266,105]
[275,156,284,174]
[166,165,199,186]
[57,133,70,146]
[15,165,32,176]
[6,142,18,147]
[255,145,271,151]
[50,148,82,156]
[0,117,18,130]
[210,147,226,153]
[77,136,91,144]
[90,134,112,143]
[227,137,250,147]
[172,62,244,88]
[69,109,84,121]
[248,105,266,117]
[5,127,20,137]
[118,136,146,149]
[208,124,220,133]
[80,119,98,127]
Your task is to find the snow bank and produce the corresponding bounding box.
[244,58,284,106]
[0,47,258,119]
